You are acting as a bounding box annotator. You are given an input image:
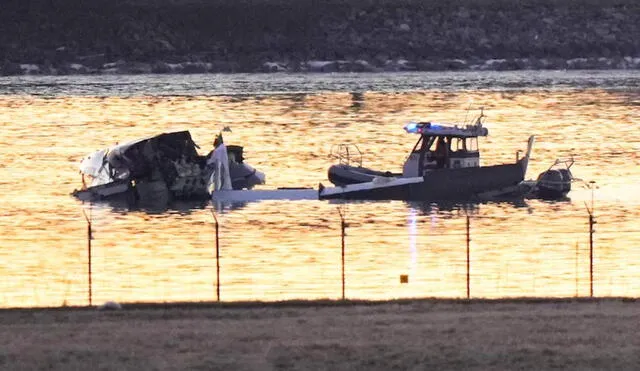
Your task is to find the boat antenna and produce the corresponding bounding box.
[463,100,474,126]
[476,107,485,125]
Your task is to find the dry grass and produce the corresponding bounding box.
[1,298,639,370]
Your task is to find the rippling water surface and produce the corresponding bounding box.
[0,71,639,308]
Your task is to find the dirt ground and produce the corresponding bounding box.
[1,298,639,370]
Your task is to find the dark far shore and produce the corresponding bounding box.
[1,0,639,75]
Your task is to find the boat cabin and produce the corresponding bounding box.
[402,116,489,177]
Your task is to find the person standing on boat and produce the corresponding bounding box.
[435,137,448,168]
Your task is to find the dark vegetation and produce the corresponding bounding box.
[1,0,639,73]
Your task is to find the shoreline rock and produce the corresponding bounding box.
[4,56,640,76]
[1,0,639,76]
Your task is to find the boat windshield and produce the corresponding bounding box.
[451,137,479,152]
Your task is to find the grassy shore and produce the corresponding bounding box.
[1,298,639,370]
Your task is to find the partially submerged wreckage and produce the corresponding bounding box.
[72,130,265,204]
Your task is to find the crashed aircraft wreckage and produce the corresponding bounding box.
[72,130,265,204]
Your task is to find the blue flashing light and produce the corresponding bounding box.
[404,122,418,133]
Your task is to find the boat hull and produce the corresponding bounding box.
[320,160,526,201]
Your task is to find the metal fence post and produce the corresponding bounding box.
[338,207,346,300]
[589,212,595,297]
[575,242,579,297]
[211,209,220,302]
[466,215,470,299]
[585,181,596,298]
[82,205,93,307]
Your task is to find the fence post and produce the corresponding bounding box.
[575,242,579,297]
[82,205,93,307]
[466,215,470,299]
[589,212,595,297]
[585,181,596,298]
[338,207,346,300]
[211,209,220,302]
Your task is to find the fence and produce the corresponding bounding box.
[62,196,640,309]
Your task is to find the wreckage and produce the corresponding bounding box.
[72,130,265,204]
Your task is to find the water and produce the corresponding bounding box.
[0,71,639,308]
[1,70,640,96]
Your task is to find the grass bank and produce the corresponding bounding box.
[1,297,639,369]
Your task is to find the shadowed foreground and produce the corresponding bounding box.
[1,299,638,370]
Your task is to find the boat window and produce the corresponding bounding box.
[424,136,439,153]
[453,138,465,152]
[466,137,478,151]
[412,136,424,153]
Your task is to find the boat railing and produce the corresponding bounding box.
[547,157,575,177]
[528,157,577,188]
[330,143,363,167]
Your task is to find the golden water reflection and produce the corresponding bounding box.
[0,89,639,307]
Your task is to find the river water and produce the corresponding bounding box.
[0,71,639,308]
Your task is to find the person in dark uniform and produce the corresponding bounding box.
[435,137,448,168]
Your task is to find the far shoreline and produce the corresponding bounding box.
[4,56,640,76]
[3,0,639,77]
